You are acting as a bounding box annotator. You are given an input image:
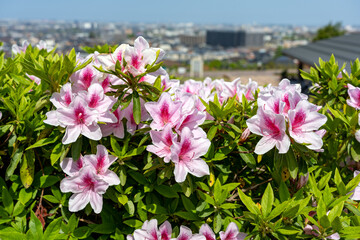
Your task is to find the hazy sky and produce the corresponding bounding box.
[1,0,359,26]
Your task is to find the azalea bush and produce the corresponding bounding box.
[1,37,360,240]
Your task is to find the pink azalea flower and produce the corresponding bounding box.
[78,83,117,123]
[26,74,41,85]
[100,107,125,139]
[12,40,29,55]
[96,43,129,71]
[219,222,247,240]
[50,83,74,109]
[176,108,206,132]
[145,92,182,130]
[60,155,85,177]
[147,125,177,163]
[159,221,172,240]
[347,84,360,109]
[173,226,205,240]
[303,224,340,239]
[199,224,216,240]
[240,79,258,101]
[56,96,102,144]
[246,106,290,154]
[170,127,210,183]
[84,145,120,186]
[350,170,360,200]
[288,100,327,150]
[70,64,101,92]
[60,166,109,214]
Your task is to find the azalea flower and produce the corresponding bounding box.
[128,219,172,240]
[100,106,125,139]
[219,222,247,240]
[288,100,327,150]
[145,92,182,130]
[170,127,210,183]
[199,224,216,240]
[56,96,102,144]
[147,125,177,163]
[60,166,109,214]
[70,64,101,92]
[347,84,360,109]
[84,144,120,186]
[172,226,205,240]
[246,106,290,154]
[60,155,85,177]
[12,40,29,55]
[350,170,360,200]
[303,224,340,239]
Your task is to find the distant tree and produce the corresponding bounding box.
[313,22,345,42]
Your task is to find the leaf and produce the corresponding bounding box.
[43,217,62,239]
[29,210,43,239]
[40,175,60,188]
[213,213,222,233]
[50,143,63,166]
[5,147,23,180]
[117,194,128,205]
[123,219,143,228]
[174,211,200,221]
[71,136,82,160]
[285,148,298,179]
[318,171,332,190]
[277,227,300,235]
[132,91,141,125]
[20,150,35,188]
[12,201,24,216]
[279,181,290,202]
[73,226,92,239]
[26,135,59,150]
[142,204,168,215]
[181,195,195,213]
[220,203,241,209]
[237,188,260,215]
[238,146,256,168]
[328,201,344,223]
[19,188,32,205]
[125,201,135,215]
[121,146,147,159]
[110,136,122,157]
[2,186,13,215]
[261,183,274,217]
[207,125,218,141]
[154,185,179,198]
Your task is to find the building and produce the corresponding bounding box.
[190,56,204,78]
[206,30,264,48]
[180,34,206,47]
[206,30,246,48]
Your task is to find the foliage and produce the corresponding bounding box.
[312,22,345,42]
[0,39,360,240]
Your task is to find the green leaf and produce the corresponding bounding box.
[20,150,35,188]
[43,195,60,204]
[40,175,60,188]
[43,217,62,239]
[207,125,218,141]
[237,188,260,215]
[73,226,92,239]
[238,146,256,168]
[154,185,178,198]
[277,227,300,235]
[142,204,168,215]
[317,198,327,219]
[261,183,274,217]
[318,171,332,190]
[346,170,360,192]
[110,136,122,157]
[220,203,240,209]
[19,188,32,205]
[123,219,143,228]
[213,213,222,233]
[26,135,59,150]
[29,211,43,239]
[71,136,82,160]
[285,148,298,179]
[0,231,27,240]
[118,194,128,205]
[121,146,147,159]
[2,186,13,215]
[133,91,141,125]
[279,181,290,202]
[181,195,196,212]
[5,148,23,180]
[50,143,63,166]
[125,201,135,215]
[328,201,344,223]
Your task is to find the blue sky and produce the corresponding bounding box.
[1,0,359,26]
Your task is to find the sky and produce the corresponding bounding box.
[1,0,359,26]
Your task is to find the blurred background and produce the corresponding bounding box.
[1,0,359,86]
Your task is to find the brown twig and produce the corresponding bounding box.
[227,178,273,202]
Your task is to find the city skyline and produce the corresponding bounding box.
[1,0,359,26]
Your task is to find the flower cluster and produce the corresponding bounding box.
[127,219,247,240]
[246,79,327,155]
[59,144,120,213]
[145,92,210,183]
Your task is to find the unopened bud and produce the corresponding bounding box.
[240,128,251,142]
